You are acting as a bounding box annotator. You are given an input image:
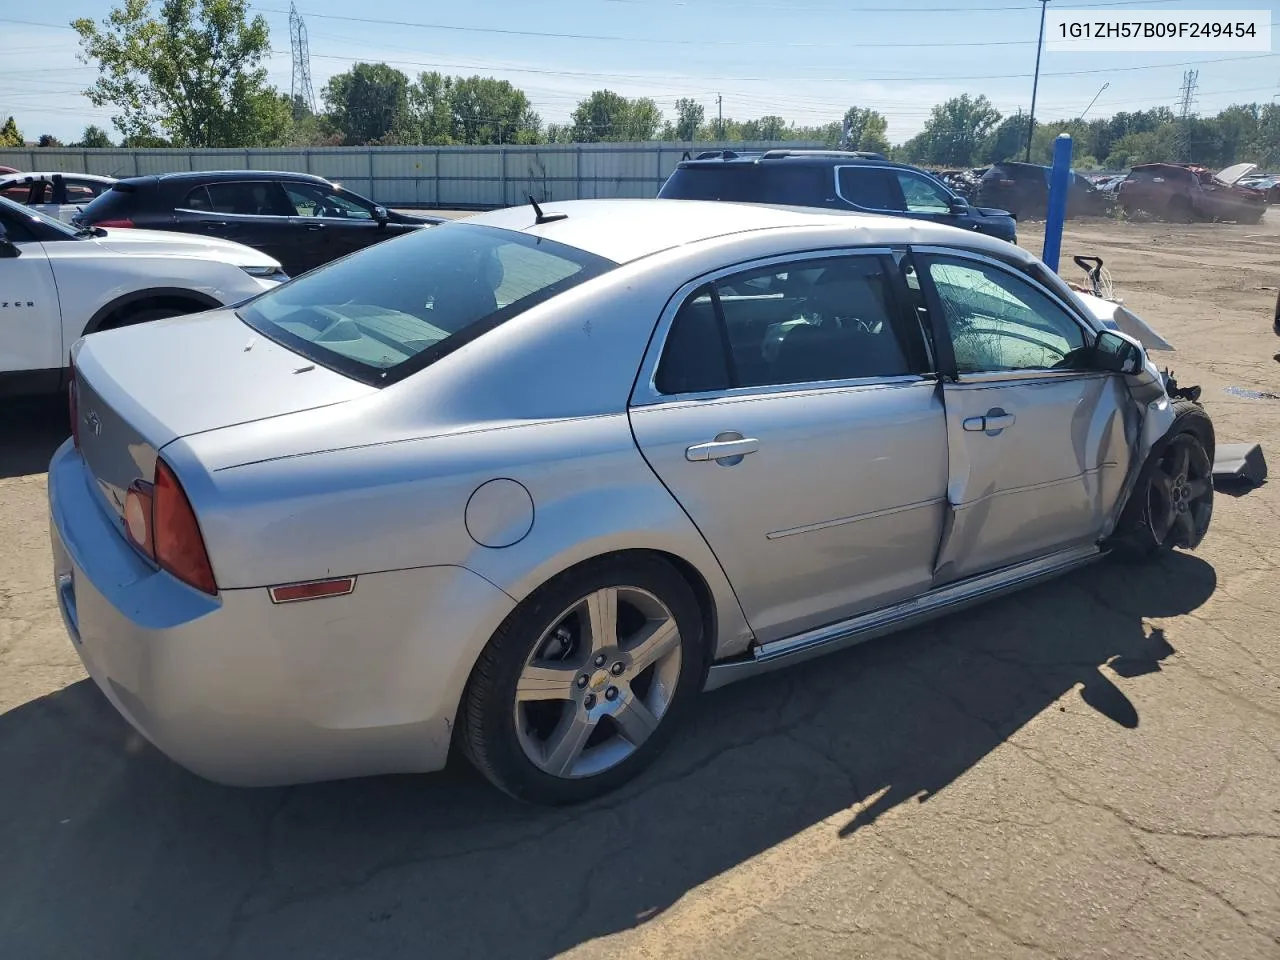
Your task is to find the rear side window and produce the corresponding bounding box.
[836,168,904,211]
[237,223,616,387]
[203,181,291,216]
[77,183,140,222]
[0,183,31,203]
[655,255,916,394]
[659,165,830,205]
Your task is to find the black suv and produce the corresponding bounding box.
[74,170,441,276]
[658,150,1017,244]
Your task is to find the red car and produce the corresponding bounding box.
[1118,162,1266,224]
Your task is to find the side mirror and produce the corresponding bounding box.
[0,223,18,258]
[1094,329,1144,375]
[373,205,388,224]
[949,196,970,215]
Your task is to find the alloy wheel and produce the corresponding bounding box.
[513,586,683,779]
[1145,434,1213,549]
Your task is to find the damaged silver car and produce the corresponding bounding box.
[49,199,1213,805]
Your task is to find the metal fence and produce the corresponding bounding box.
[0,141,823,209]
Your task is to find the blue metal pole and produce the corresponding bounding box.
[1042,133,1072,273]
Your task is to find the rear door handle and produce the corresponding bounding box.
[686,437,760,462]
[962,409,1016,434]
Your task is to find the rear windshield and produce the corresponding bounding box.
[237,222,617,386]
[77,182,140,222]
[659,165,830,204]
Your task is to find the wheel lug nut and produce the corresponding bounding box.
[610,661,625,676]
[584,694,597,709]
[594,654,607,668]
[605,686,619,702]
[576,675,589,688]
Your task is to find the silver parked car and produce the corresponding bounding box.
[49,199,1215,804]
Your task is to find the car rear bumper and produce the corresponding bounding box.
[48,438,515,787]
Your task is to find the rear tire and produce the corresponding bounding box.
[1108,399,1214,561]
[457,554,706,805]
[1166,196,1195,224]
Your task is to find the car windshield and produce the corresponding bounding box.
[0,195,81,238]
[237,222,617,386]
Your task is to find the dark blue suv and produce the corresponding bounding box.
[658,150,1018,245]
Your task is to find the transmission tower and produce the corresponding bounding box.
[1176,69,1198,161]
[1177,69,1199,120]
[289,3,316,115]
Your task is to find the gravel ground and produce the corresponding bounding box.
[1,214,1277,960]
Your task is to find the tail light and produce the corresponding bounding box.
[68,356,80,449]
[94,218,134,228]
[122,458,217,595]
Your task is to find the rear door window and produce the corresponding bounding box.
[203,181,292,216]
[836,168,905,212]
[655,254,918,394]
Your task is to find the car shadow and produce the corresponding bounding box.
[0,395,68,480]
[0,552,1216,959]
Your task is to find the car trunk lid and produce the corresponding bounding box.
[72,308,375,525]
[1214,162,1257,187]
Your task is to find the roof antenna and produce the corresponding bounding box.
[529,195,568,225]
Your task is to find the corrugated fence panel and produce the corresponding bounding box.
[0,142,824,208]
[307,151,372,180]
[136,152,193,174]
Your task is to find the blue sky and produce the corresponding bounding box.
[3,0,1277,144]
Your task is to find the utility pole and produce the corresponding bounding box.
[1025,0,1049,162]
[717,94,723,140]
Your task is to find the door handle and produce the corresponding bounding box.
[200,220,228,228]
[962,409,1016,435]
[305,223,326,231]
[685,437,760,462]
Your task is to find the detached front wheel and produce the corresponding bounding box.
[458,555,705,805]
[1110,400,1214,560]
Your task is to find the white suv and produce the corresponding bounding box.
[0,196,288,396]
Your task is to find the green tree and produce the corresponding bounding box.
[409,71,456,144]
[323,62,412,145]
[983,110,1029,163]
[673,98,704,141]
[77,124,115,147]
[0,116,22,147]
[37,134,64,148]
[842,106,889,154]
[572,90,631,142]
[72,0,288,147]
[740,115,787,141]
[907,94,1002,166]
[449,76,541,145]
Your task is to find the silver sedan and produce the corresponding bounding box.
[48,199,1215,804]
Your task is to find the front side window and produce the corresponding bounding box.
[64,180,106,204]
[924,256,1089,374]
[237,223,616,386]
[1,183,31,203]
[655,255,915,394]
[896,172,952,213]
[284,182,375,220]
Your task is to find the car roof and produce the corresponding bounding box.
[0,171,117,184]
[674,151,913,172]
[113,170,332,187]
[463,198,1020,265]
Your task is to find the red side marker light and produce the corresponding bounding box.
[269,577,357,604]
